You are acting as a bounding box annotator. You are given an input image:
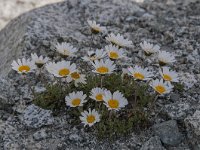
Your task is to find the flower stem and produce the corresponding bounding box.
[98,102,102,110]
[100,75,104,88]
[90,33,94,50]
[109,110,115,120]
[78,106,83,113]
[150,94,159,111]
[109,110,112,120]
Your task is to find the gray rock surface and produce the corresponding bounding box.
[0,0,143,77]
[0,117,23,150]
[0,0,200,149]
[153,120,183,146]
[170,93,180,102]
[184,110,200,149]
[22,104,54,128]
[140,136,166,150]
[185,110,200,136]
[0,78,19,107]
[33,129,48,141]
[164,102,190,120]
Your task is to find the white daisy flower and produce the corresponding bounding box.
[103,90,128,111]
[150,79,174,95]
[90,87,108,102]
[46,61,76,78]
[82,49,106,62]
[128,65,153,81]
[87,20,106,34]
[80,108,100,127]
[92,59,116,75]
[45,62,56,74]
[11,58,36,74]
[106,33,133,48]
[105,44,125,60]
[65,91,87,107]
[140,41,160,56]
[31,53,49,68]
[55,42,77,57]
[159,67,179,82]
[66,71,87,87]
[158,51,176,65]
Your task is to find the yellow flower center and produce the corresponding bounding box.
[109,51,119,59]
[96,66,109,74]
[59,68,70,77]
[71,98,81,106]
[63,49,70,55]
[163,74,172,81]
[87,115,96,123]
[18,65,30,73]
[155,85,166,94]
[71,72,80,79]
[108,99,119,109]
[133,72,145,80]
[95,94,103,101]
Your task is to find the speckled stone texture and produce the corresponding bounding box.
[0,0,143,77]
[153,120,183,146]
[140,136,166,150]
[184,110,200,149]
[22,104,54,128]
[0,0,200,149]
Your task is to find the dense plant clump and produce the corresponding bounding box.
[33,74,154,138]
[11,20,182,138]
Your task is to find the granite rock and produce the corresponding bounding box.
[0,0,143,77]
[0,78,18,107]
[164,102,190,120]
[140,136,166,150]
[0,0,199,149]
[22,104,54,128]
[33,129,48,141]
[153,120,183,146]
[184,110,200,149]
[0,118,23,150]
